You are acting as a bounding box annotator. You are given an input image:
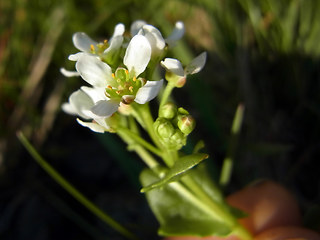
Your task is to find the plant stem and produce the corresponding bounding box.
[220,104,245,187]
[117,129,160,169]
[117,127,162,157]
[17,131,139,240]
[159,81,175,110]
[132,103,163,149]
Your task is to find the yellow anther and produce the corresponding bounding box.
[125,69,129,75]
[129,86,134,92]
[104,39,108,45]
[90,44,95,52]
[107,85,112,89]
[111,73,115,78]
[116,90,121,95]
[133,76,137,82]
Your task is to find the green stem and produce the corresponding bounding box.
[162,149,178,168]
[117,127,163,157]
[17,131,139,240]
[220,104,245,187]
[132,103,163,149]
[117,129,159,169]
[159,81,175,110]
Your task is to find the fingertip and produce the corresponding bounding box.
[254,226,320,240]
[226,180,302,235]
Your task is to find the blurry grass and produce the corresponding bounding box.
[1,0,320,238]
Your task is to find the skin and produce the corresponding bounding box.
[164,180,320,240]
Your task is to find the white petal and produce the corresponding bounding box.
[68,52,85,61]
[112,23,125,37]
[80,86,108,103]
[72,32,97,52]
[94,118,110,129]
[103,35,123,55]
[124,35,151,77]
[90,100,120,117]
[68,90,94,119]
[166,21,185,46]
[130,20,147,36]
[139,25,166,55]
[184,52,207,75]
[135,79,163,104]
[77,118,106,133]
[76,55,115,87]
[160,58,184,76]
[60,68,80,77]
[61,102,77,115]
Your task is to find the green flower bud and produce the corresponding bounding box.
[177,115,196,135]
[178,107,189,115]
[171,130,187,150]
[154,118,175,139]
[159,102,178,119]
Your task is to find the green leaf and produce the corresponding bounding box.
[141,153,209,193]
[140,169,232,237]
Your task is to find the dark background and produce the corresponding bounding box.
[1,0,320,239]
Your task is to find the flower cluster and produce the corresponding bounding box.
[61,21,206,133]
[57,21,257,240]
[154,102,196,150]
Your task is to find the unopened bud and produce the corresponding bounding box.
[178,107,189,115]
[171,130,187,149]
[154,118,175,139]
[159,102,177,119]
[177,115,196,135]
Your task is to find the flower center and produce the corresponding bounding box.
[105,67,145,104]
[90,40,108,54]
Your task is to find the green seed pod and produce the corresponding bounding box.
[159,102,178,119]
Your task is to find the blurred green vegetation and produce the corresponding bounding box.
[1,0,320,239]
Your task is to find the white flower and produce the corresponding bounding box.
[73,35,163,119]
[60,23,125,78]
[61,89,110,133]
[161,52,207,87]
[130,20,185,58]
[165,21,185,47]
[71,23,125,61]
[137,24,166,58]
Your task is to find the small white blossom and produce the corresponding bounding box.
[71,23,125,61]
[60,24,125,78]
[62,89,111,133]
[165,21,185,47]
[161,52,207,87]
[130,20,185,58]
